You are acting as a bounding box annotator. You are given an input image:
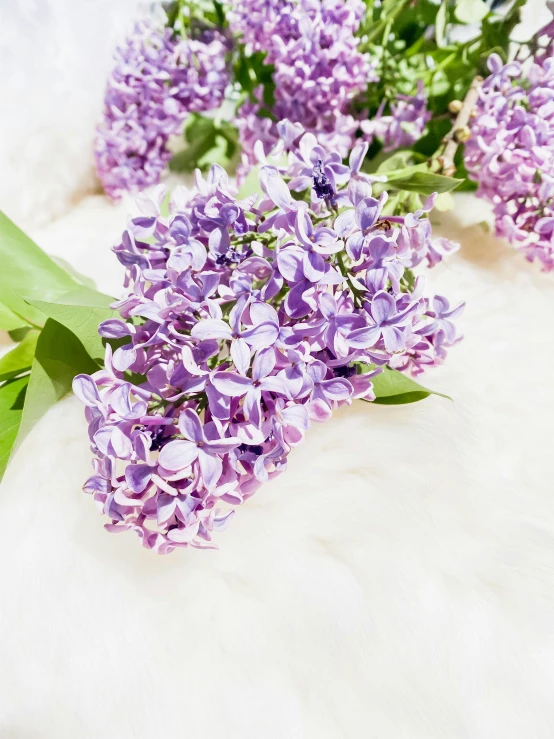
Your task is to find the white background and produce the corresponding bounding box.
[1,1,554,737]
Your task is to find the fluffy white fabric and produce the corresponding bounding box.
[1,1,554,737]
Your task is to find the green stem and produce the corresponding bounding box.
[361,0,412,46]
[336,251,365,308]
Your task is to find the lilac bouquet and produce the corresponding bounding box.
[73,122,462,552]
[95,16,229,199]
[93,0,525,202]
[229,0,375,181]
[465,52,554,271]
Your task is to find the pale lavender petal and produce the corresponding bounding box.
[72,375,102,408]
[243,386,262,427]
[191,318,233,342]
[158,439,199,471]
[249,301,279,326]
[212,371,252,396]
[204,436,242,454]
[125,464,153,493]
[347,325,382,349]
[178,408,204,442]
[111,425,133,458]
[167,522,200,543]
[98,319,133,339]
[231,338,251,376]
[260,166,293,210]
[334,209,356,237]
[112,344,137,372]
[241,322,279,349]
[349,141,369,173]
[321,378,352,401]
[252,346,276,380]
[303,250,325,282]
[277,249,305,282]
[371,291,396,323]
[198,448,222,489]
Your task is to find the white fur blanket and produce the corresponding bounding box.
[1,2,554,737]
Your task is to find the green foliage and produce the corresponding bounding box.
[0,211,81,327]
[23,298,116,363]
[0,211,116,481]
[237,165,263,201]
[0,302,26,332]
[4,319,99,482]
[362,366,451,405]
[384,168,463,196]
[455,0,489,24]
[0,376,28,480]
[169,114,239,173]
[358,0,526,182]
[233,48,276,107]
[0,330,39,383]
[0,211,113,328]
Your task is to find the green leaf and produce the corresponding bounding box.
[0,375,28,481]
[171,115,240,173]
[170,114,219,173]
[0,211,83,327]
[23,295,115,362]
[0,330,39,383]
[362,366,451,405]
[51,256,98,290]
[237,165,261,200]
[385,167,463,195]
[8,327,33,343]
[0,301,28,332]
[10,319,99,476]
[435,0,448,47]
[455,0,489,24]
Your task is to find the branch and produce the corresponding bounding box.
[437,76,483,177]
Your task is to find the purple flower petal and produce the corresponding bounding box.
[158,439,199,471]
[178,409,204,442]
[191,318,233,342]
[73,375,101,408]
[231,338,251,376]
[198,448,222,489]
[125,464,153,493]
[212,371,252,396]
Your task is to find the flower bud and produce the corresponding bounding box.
[448,100,463,115]
[454,126,472,143]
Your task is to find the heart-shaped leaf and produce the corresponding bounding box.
[24,295,115,362]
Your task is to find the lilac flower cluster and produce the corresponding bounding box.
[465,53,554,271]
[229,0,376,181]
[361,82,431,152]
[75,122,462,553]
[95,18,229,200]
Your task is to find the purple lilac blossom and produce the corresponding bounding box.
[361,82,431,152]
[228,0,376,182]
[465,52,554,271]
[75,121,462,553]
[95,18,229,200]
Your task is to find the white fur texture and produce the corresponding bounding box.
[1,1,554,737]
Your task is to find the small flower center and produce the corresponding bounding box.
[312,159,337,207]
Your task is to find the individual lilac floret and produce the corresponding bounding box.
[228,0,377,181]
[465,52,554,271]
[95,18,229,200]
[361,82,431,152]
[75,122,462,553]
